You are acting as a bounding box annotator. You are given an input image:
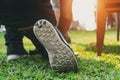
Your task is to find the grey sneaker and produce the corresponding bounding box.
[33,19,78,72]
[7,54,28,61]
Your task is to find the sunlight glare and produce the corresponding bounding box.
[72,0,96,31]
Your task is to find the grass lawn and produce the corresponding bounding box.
[0,29,120,80]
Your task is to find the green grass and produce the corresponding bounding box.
[0,29,120,80]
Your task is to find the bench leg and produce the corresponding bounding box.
[97,0,106,56]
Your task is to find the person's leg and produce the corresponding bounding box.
[52,2,71,43]
[21,28,48,58]
[5,25,28,61]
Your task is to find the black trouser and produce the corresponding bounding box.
[4,25,48,57]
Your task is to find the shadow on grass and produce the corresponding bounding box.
[85,45,120,55]
[72,42,120,55]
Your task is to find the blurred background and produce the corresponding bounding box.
[0,0,118,32]
[51,0,118,31]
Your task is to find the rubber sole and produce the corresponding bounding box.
[7,54,28,61]
[33,19,78,72]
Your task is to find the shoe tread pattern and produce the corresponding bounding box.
[33,19,78,72]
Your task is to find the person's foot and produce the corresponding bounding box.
[29,48,48,58]
[63,32,71,43]
[33,19,78,72]
[7,44,28,61]
[7,54,28,61]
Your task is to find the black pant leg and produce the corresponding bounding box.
[22,29,48,57]
[4,25,28,55]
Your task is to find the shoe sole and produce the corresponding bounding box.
[33,19,78,72]
[7,54,28,61]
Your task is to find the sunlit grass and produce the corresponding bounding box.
[0,29,120,80]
